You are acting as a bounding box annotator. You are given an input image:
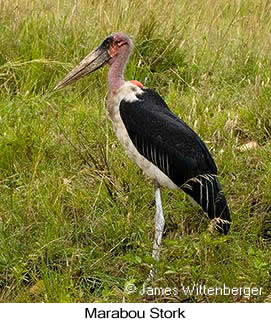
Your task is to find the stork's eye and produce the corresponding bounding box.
[115,39,127,47]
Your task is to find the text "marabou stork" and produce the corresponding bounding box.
[54,32,231,262]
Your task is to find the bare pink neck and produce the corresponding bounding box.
[107,46,131,94]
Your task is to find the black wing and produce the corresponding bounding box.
[119,88,231,234]
[119,88,217,186]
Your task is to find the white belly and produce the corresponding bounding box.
[107,82,178,190]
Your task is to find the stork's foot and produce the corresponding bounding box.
[147,265,156,282]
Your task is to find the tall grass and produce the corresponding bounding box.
[0,0,271,302]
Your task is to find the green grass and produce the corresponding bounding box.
[0,0,271,302]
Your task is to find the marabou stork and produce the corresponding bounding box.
[54,32,231,261]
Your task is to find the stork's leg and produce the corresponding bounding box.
[148,184,165,281]
[152,184,165,261]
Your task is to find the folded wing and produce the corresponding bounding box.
[119,88,231,233]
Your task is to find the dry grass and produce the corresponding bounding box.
[0,0,271,302]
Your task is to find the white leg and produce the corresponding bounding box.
[147,186,165,281]
[152,186,165,261]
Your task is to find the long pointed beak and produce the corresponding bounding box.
[54,45,111,91]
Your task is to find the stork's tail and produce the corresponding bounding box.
[182,174,231,234]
